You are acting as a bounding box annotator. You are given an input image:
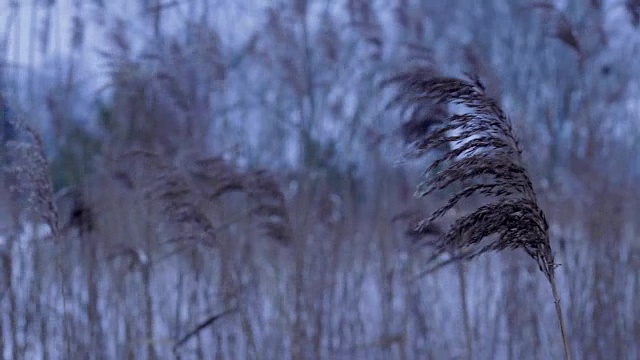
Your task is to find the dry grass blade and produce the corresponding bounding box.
[173,307,238,354]
[386,70,571,359]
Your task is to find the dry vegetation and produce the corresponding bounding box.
[386,69,569,358]
[1,0,639,359]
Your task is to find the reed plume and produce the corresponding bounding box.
[387,68,571,359]
[121,150,292,246]
[3,118,58,237]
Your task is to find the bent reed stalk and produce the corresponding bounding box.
[387,67,571,360]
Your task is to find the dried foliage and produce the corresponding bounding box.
[388,70,552,272]
[124,150,216,247]
[243,170,292,244]
[384,65,447,147]
[121,150,292,246]
[2,119,58,237]
[387,70,571,358]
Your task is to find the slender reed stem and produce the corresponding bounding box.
[456,261,473,360]
[548,274,571,360]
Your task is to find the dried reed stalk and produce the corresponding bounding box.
[387,68,571,359]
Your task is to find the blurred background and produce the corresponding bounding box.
[0,0,639,359]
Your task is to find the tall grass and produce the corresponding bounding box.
[386,69,570,359]
[0,0,639,359]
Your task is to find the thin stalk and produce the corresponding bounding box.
[456,261,473,360]
[548,274,571,360]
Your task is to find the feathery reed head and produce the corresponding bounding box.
[388,69,556,277]
[2,116,58,237]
